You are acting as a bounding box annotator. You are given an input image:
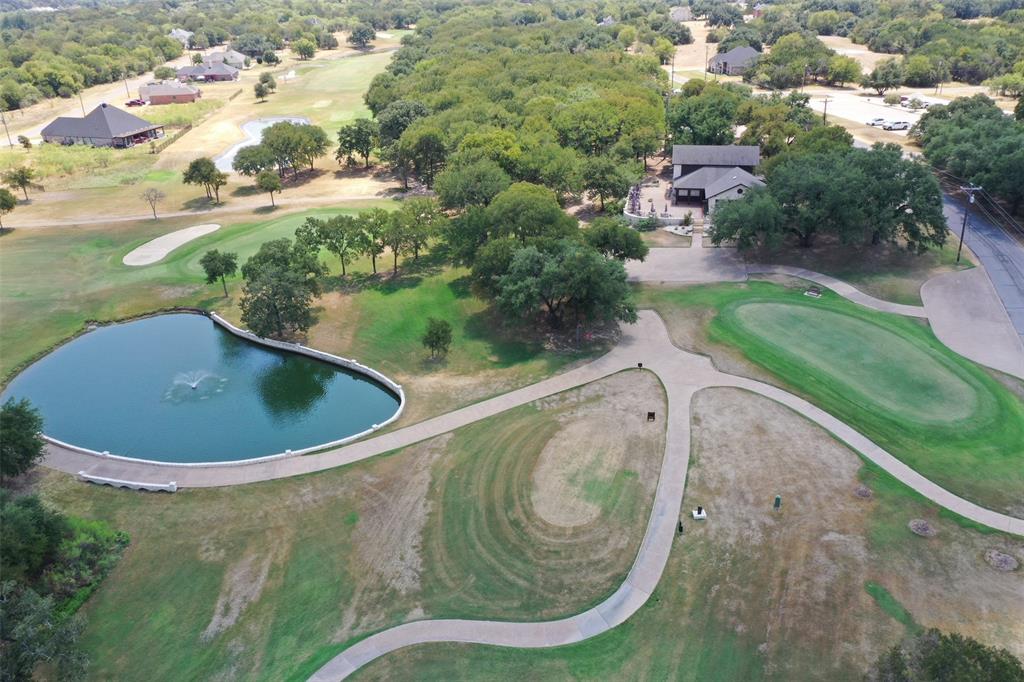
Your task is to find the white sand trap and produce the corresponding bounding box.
[123,223,220,266]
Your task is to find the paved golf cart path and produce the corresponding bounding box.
[627,248,1023,379]
[43,306,1024,678]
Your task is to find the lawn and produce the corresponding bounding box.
[37,371,666,681]
[636,280,1024,514]
[356,387,1023,681]
[3,48,396,225]
[742,239,971,306]
[0,204,389,382]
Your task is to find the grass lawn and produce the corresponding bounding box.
[37,371,666,681]
[3,48,396,225]
[0,204,390,382]
[636,281,1024,514]
[742,239,971,306]
[356,388,1023,681]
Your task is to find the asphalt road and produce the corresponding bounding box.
[944,193,1024,347]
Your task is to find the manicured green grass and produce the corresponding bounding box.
[38,373,663,681]
[637,281,1024,513]
[343,266,572,378]
[0,204,389,381]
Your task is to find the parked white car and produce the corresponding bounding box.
[883,121,911,131]
[867,117,887,126]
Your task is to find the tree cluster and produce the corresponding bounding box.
[362,8,668,200]
[912,94,1024,213]
[0,399,129,681]
[710,143,948,251]
[232,121,329,178]
[868,629,1024,681]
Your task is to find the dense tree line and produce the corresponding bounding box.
[0,398,128,681]
[912,94,1024,213]
[361,5,668,199]
[703,0,1024,88]
[710,143,948,250]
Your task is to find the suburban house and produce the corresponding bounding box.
[168,28,193,47]
[707,45,761,75]
[669,6,694,22]
[204,49,248,70]
[139,81,201,105]
[752,3,770,18]
[598,16,616,26]
[41,103,164,148]
[672,144,764,213]
[177,62,240,82]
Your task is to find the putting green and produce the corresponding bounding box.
[731,302,980,424]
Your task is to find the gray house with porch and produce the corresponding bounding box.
[672,144,764,213]
[707,46,760,75]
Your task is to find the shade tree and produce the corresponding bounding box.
[0,398,45,485]
[199,249,238,296]
[335,119,379,168]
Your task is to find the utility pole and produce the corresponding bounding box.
[704,44,708,82]
[956,185,982,264]
[78,92,86,115]
[0,109,12,149]
[822,95,833,124]
[124,75,131,97]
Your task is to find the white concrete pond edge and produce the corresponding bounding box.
[42,310,406,477]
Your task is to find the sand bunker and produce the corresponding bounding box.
[123,223,220,266]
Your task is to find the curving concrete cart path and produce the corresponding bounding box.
[122,224,220,266]
[40,308,1024,679]
[301,310,1023,681]
[746,264,928,318]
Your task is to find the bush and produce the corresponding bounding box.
[636,216,658,231]
[604,198,626,215]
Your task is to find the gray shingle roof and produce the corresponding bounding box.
[177,62,239,78]
[41,103,160,140]
[708,46,761,67]
[672,144,760,167]
[672,165,764,196]
[140,81,199,98]
[704,167,764,197]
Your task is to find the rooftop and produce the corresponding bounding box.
[708,45,761,66]
[41,103,161,140]
[672,144,760,168]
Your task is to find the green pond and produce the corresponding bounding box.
[1,314,400,463]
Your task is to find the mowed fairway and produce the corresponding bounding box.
[638,281,1024,514]
[37,371,666,682]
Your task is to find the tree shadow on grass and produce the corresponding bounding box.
[230,184,261,198]
[181,196,217,211]
[447,275,473,299]
[323,251,446,296]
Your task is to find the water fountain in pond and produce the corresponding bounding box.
[164,370,228,402]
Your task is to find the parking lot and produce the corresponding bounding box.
[804,91,933,136]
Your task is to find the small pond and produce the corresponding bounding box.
[1,314,400,463]
[214,116,310,172]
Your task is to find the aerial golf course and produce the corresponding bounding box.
[1,6,1022,682]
